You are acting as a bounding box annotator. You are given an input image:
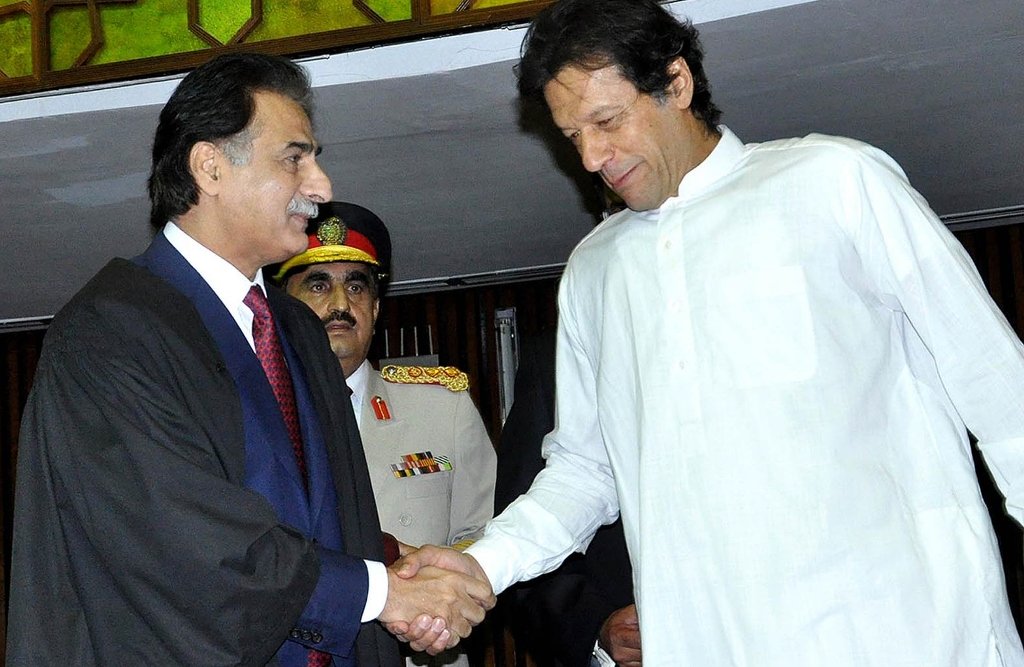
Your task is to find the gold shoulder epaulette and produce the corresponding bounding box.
[379,365,469,392]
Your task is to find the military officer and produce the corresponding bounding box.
[276,201,497,667]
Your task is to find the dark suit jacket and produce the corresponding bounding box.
[495,329,634,667]
[6,236,401,666]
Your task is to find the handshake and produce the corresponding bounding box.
[377,544,495,654]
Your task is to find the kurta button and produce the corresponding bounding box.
[399,513,412,526]
[312,632,323,643]
[678,361,686,370]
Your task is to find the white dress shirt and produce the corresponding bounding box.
[347,359,371,429]
[468,128,1024,665]
[163,223,387,622]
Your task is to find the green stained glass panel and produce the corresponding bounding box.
[249,1,409,43]
[361,0,412,23]
[0,10,32,78]
[91,1,207,66]
[431,0,458,13]
[196,1,254,45]
[50,8,92,71]
[49,0,208,71]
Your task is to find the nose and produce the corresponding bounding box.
[578,130,613,173]
[327,287,350,314]
[303,158,333,204]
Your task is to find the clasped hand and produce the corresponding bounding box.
[377,545,495,655]
[599,603,641,666]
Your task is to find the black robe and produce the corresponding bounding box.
[6,257,402,666]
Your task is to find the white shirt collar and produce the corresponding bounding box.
[163,221,265,307]
[347,359,372,428]
[347,358,371,401]
[162,221,264,350]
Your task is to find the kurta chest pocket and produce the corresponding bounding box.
[705,265,818,388]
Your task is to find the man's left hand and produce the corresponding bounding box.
[598,603,641,666]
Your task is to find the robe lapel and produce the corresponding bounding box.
[282,336,336,542]
[135,235,309,521]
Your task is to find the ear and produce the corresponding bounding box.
[371,298,381,327]
[665,56,695,111]
[189,141,222,196]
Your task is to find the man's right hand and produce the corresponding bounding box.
[378,558,494,655]
[381,545,495,654]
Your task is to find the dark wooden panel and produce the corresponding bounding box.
[372,278,560,442]
[0,328,44,664]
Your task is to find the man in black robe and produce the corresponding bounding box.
[6,52,491,666]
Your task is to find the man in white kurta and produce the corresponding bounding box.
[468,125,1024,664]
[409,1,1024,664]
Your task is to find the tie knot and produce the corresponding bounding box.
[244,285,270,320]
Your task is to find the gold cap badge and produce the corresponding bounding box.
[316,216,347,246]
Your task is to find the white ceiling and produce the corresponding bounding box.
[1,0,1022,325]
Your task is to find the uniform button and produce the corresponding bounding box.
[290,629,301,639]
[678,360,686,370]
[312,632,323,644]
[663,239,672,250]
[301,630,312,641]
[399,513,412,526]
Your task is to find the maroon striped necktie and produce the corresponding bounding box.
[244,287,332,667]
[244,286,308,484]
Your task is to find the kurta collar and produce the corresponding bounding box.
[670,125,745,204]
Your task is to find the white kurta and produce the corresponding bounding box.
[468,128,1024,665]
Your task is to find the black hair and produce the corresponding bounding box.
[148,52,314,227]
[517,0,721,133]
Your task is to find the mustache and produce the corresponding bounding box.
[322,310,357,327]
[287,197,319,219]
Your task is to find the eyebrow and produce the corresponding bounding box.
[286,140,323,156]
[301,269,332,285]
[556,101,630,135]
[344,269,370,284]
[301,268,370,286]
[583,101,631,124]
